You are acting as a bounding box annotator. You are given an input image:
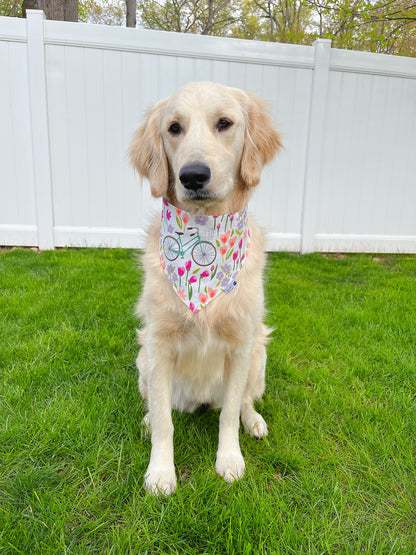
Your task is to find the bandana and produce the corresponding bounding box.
[159,198,250,312]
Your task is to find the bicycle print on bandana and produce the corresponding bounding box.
[159,198,251,312]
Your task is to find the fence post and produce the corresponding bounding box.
[300,38,331,254]
[26,10,55,250]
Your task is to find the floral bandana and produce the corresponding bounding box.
[159,198,251,312]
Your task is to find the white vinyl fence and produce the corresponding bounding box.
[1,10,416,252]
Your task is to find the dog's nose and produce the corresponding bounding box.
[179,163,211,191]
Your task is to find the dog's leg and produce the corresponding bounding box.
[215,347,252,483]
[144,341,176,495]
[240,338,268,438]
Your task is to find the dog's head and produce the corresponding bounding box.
[129,81,282,211]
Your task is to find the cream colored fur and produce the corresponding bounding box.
[129,82,282,495]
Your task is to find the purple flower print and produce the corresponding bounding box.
[223,263,231,274]
[168,224,174,233]
[237,219,244,230]
[216,271,224,281]
[221,277,230,288]
[167,264,174,274]
[172,273,178,282]
[195,215,209,225]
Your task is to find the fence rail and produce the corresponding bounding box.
[1,10,416,252]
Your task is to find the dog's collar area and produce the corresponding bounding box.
[159,198,250,312]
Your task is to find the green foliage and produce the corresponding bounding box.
[0,0,22,16]
[1,248,416,552]
[308,0,416,56]
[78,0,125,25]
[1,0,415,55]
[136,0,239,35]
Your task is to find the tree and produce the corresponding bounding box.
[78,0,125,25]
[0,0,22,16]
[249,0,312,42]
[136,0,237,35]
[126,0,136,26]
[21,0,78,21]
[306,0,416,56]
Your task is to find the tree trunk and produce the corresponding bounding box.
[22,0,78,22]
[202,0,214,34]
[126,0,136,27]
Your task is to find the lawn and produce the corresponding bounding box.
[0,248,415,554]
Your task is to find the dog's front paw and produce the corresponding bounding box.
[242,412,268,439]
[145,463,176,495]
[215,450,245,483]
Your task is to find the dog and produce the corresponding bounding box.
[129,81,282,495]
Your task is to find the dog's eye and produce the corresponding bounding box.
[217,118,232,131]
[168,122,182,135]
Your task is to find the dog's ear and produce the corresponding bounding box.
[240,92,283,188]
[129,100,168,198]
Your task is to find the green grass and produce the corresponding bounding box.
[1,248,415,554]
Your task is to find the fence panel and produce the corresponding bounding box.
[0,11,415,252]
[315,49,416,253]
[0,17,37,246]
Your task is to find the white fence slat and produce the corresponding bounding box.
[0,41,17,224]
[8,42,37,226]
[45,44,72,228]
[84,47,108,228]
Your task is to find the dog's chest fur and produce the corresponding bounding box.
[171,328,230,412]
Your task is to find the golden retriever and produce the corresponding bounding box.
[129,81,282,495]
